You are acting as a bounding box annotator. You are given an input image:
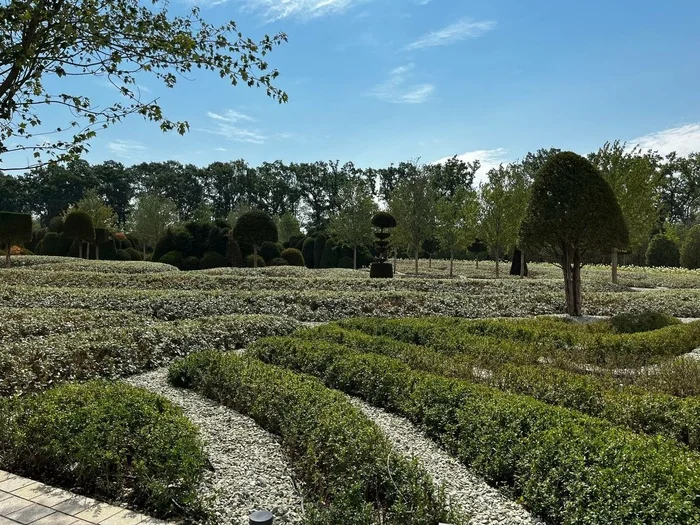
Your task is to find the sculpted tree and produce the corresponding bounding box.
[0,0,286,170]
[520,152,628,316]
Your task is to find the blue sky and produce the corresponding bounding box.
[13,0,700,179]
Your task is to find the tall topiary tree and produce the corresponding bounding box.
[93,228,111,260]
[313,233,326,268]
[370,212,396,278]
[0,212,32,267]
[232,210,278,268]
[520,152,628,316]
[680,225,700,269]
[302,237,316,269]
[63,210,95,259]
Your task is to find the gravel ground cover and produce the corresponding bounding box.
[125,368,304,525]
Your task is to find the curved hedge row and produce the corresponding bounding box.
[248,336,700,524]
[293,325,700,450]
[0,314,299,395]
[5,258,178,273]
[168,352,462,525]
[0,381,206,521]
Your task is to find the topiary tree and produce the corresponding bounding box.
[93,228,111,260]
[302,237,316,269]
[116,249,132,261]
[181,256,201,271]
[245,254,266,268]
[319,239,340,268]
[232,210,278,268]
[270,257,288,266]
[313,233,326,269]
[126,247,144,261]
[646,234,680,268]
[520,151,628,316]
[226,232,244,268]
[679,226,700,269]
[159,250,184,269]
[0,212,32,267]
[370,212,397,278]
[62,211,95,259]
[422,238,440,269]
[48,216,64,233]
[260,241,282,264]
[280,248,305,267]
[337,256,354,269]
[201,251,228,269]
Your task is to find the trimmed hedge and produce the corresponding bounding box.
[0,382,206,520]
[270,257,288,266]
[245,254,265,268]
[159,250,184,268]
[200,250,228,269]
[280,248,305,267]
[249,336,700,524]
[168,352,460,524]
[0,314,300,395]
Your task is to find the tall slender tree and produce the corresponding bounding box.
[328,182,377,269]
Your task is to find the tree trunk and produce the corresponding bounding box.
[520,249,525,278]
[253,245,258,268]
[142,243,146,259]
[86,243,90,260]
[573,250,582,316]
[414,247,419,276]
[475,256,479,270]
[429,254,432,268]
[96,243,100,260]
[449,249,454,279]
[495,248,500,279]
[611,248,618,284]
[353,245,357,270]
[5,243,10,268]
[393,250,397,273]
[78,242,83,259]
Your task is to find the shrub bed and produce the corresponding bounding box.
[168,352,461,524]
[4,257,178,273]
[0,381,206,520]
[249,336,700,524]
[0,314,299,395]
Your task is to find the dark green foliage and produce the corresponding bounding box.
[181,256,201,271]
[232,210,278,249]
[48,216,64,233]
[646,234,680,267]
[0,382,206,520]
[246,254,265,268]
[63,211,96,242]
[206,226,228,255]
[249,335,700,525]
[280,248,305,266]
[116,249,132,261]
[184,221,213,258]
[422,238,440,256]
[153,228,193,262]
[167,352,457,524]
[98,240,118,261]
[337,256,354,268]
[319,239,339,268]
[313,234,326,268]
[260,241,282,263]
[126,233,141,251]
[287,234,306,250]
[126,247,143,261]
[371,212,397,229]
[609,311,681,334]
[302,237,315,268]
[226,238,244,267]
[270,257,288,266]
[159,250,184,268]
[680,225,700,269]
[39,232,65,256]
[0,212,32,245]
[94,228,110,244]
[200,251,228,269]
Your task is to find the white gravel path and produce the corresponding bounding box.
[349,397,542,525]
[124,368,304,525]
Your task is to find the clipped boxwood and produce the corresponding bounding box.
[249,336,700,525]
[159,250,184,269]
[281,247,305,267]
[200,250,228,269]
[270,257,288,266]
[260,241,282,263]
[302,237,315,268]
[168,352,459,524]
[337,256,354,269]
[246,254,266,268]
[0,381,206,520]
[125,247,144,261]
[181,256,201,271]
[609,310,680,334]
[116,248,132,261]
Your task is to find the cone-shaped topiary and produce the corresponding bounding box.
[302,237,315,268]
[0,212,32,267]
[280,248,305,267]
[63,211,95,259]
[646,234,680,268]
[232,210,278,268]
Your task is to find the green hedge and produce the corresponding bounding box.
[249,336,700,524]
[168,352,461,524]
[0,314,299,395]
[0,381,206,520]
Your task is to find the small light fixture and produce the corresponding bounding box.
[249,510,274,525]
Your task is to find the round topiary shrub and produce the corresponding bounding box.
[63,211,95,259]
[280,248,305,267]
[245,254,266,268]
[337,256,354,269]
[260,241,282,263]
[39,232,64,256]
[302,237,315,269]
[0,381,206,519]
[680,225,700,270]
[159,250,184,268]
[646,234,680,268]
[270,257,288,266]
[116,249,132,261]
[181,256,201,271]
[152,228,194,263]
[206,226,228,256]
[371,211,397,229]
[609,311,680,334]
[232,210,278,268]
[126,247,143,261]
[200,251,228,269]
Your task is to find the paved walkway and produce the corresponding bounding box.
[0,470,168,525]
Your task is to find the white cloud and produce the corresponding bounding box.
[206,110,256,124]
[434,148,511,184]
[406,18,496,50]
[628,124,700,157]
[107,139,146,160]
[237,0,370,22]
[367,63,434,104]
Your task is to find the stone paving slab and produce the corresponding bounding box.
[0,470,170,525]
